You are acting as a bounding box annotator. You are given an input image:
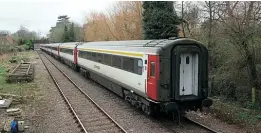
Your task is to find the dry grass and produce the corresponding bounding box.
[211,97,261,133]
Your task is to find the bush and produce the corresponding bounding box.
[205,35,261,107]
[22,44,30,50]
[16,46,25,52]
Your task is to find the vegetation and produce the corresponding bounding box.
[69,23,76,42]
[62,25,70,42]
[142,1,180,39]
[0,25,38,55]
[48,15,83,43]
[0,51,38,107]
[11,26,37,46]
[211,97,261,132]
[83,1,143,41]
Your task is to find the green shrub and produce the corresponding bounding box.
[22,44,30,50]
[16,46,25,52]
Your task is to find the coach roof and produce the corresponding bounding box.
[77,38,206,55]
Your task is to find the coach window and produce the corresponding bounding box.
[150,62,155,77]
[112,55,122,68]
[87,52,92,59]
[82,51,86,58]
[123,57,134,72]
[104,54,111,66]
[97,53,102,63]
[137,59,143,75]
[80,51,85,58]
[186,56,190,64]
[91,52,97,61]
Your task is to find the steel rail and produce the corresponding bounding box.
[184,116,222,133]
[37,51,88,133]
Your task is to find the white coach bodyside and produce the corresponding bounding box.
[46,44,52,53]
[59,42,78,63]
[49,43,60,56]
[77,43,158,98]
[40,44,48,52]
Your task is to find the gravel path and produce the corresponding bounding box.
[24,52,80,133]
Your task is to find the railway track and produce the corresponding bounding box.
[37,51,127,133]
[151,116,217,133]
[184,116,222,133]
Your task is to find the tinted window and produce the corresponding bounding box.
[186,56,189,64]
[91,52,96,61]
[112,55,122,68]
[87,52,92,59]
[123,57,134,72]
[97,53,103,63]
[137,59,143,75]
[79,51,82,58]
[83,51,88,59]
[104,54,111,65]
[80,51,88,59]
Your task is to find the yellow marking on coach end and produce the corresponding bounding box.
[79,48,143,57]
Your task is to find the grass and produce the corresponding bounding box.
[0,51,38,97]
[0,64,7,89]
[211,97,261,132]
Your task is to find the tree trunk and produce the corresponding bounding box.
[207,1,214,96]
[181,1,186,37]
[243,42,259,104]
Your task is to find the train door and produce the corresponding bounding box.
[179,53,198,96]
[74,47,78,64]
[147,55,159,101]
[57,45,60,57]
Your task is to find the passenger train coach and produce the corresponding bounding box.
[40,37,213,120]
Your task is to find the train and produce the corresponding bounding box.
[40,37,213,122]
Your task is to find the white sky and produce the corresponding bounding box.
[0,0,116,36]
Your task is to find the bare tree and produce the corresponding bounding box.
[83,1,143,41]
[215,1,261,104]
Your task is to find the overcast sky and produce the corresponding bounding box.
[0,0,116,36]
